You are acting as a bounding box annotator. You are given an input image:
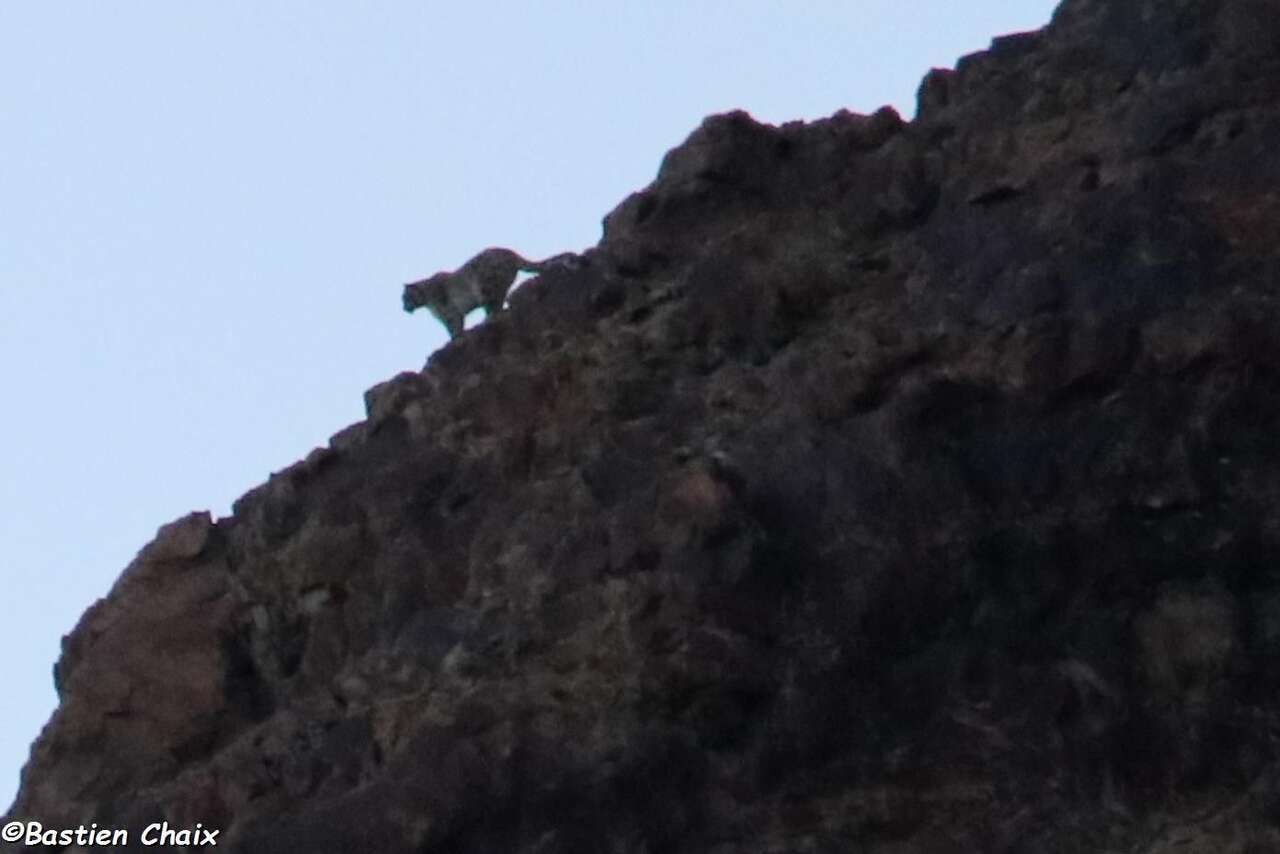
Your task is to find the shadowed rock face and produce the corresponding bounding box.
[12,1,1280,850]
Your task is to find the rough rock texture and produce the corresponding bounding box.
[11,0,1280,850]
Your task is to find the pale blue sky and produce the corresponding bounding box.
[0,2,1058,810]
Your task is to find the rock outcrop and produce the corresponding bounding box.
[11,0,1280,850]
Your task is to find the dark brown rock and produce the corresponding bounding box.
[11,1,1280,850]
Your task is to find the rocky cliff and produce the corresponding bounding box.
[10,0,1280,850]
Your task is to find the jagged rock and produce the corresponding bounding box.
[11,1,1280,850]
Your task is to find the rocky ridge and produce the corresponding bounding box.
[10,0,1280,850]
